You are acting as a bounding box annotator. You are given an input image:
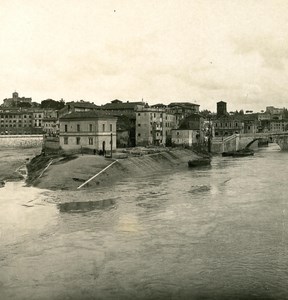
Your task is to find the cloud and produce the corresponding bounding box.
[232,34,288,70]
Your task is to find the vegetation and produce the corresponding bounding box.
[40,99,65,110]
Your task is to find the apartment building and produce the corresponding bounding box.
[135,107,176,146]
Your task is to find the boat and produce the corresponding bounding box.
[222,148,254,157]
[188,157,211,167]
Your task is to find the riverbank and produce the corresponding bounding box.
[0,148,42,187]
[26,148,202,191]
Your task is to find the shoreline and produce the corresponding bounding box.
[0,147,42,188]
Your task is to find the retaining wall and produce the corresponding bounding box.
[0,135,43,148]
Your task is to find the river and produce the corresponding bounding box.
[1,144,288,299]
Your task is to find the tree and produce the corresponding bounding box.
[40,99,65,110]
[18,102,32,108]
[200,109,212,118]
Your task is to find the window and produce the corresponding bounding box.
[89,124,93,132]
[89,138,93,145]
[138,113,140,116]
[102,124,105,131]
[110,124,113,131]
[138,124,141,127]
[138,133,141,137]
[77,124,80,132]
[65,124,67,132]
[64,137,68,144]
[177,131,179,136]
[76,137,80,145]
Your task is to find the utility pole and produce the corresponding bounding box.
[110,132,113,158]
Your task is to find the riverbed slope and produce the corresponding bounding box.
[27,149,201,190]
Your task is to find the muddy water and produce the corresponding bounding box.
[1,144,288,299]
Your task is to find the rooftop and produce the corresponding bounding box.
[102,101,144,110]
[59,111,117,120]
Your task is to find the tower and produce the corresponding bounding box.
[12,91,19,100]
[217,101,227,117]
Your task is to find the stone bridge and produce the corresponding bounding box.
[211,132,288,153]
[240,132,288,150]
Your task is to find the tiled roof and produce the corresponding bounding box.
[102,101,144,110]
[168,102,200,107]
[59,111,117,120]
[66,101,100,108]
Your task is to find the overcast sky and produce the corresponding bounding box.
[1,0,288,112]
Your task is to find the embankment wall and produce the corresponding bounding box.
[0,135,43,148]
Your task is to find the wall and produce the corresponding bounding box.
[171,130,193,146]
[0,135,43,148]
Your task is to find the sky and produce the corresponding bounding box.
[1,0,288,112]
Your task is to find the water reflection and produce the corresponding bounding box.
[58,198,116,213]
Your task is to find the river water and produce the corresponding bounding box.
[1,144,288,299]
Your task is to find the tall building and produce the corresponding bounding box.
[135,106,176,146]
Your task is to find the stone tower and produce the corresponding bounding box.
[217,101,227,117]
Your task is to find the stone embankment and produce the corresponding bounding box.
[0,135,43,148]
[26,148,201,191]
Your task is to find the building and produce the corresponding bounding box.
[266,106,284,116]
[213,101,244,136]
[101,99,145,117]
[171,114,205,146]
[270,119,288,133]
[42,110,59,135]
[0,110,38,134]
[171,130,198,147]
[59,111,117,153]
[2,92,32,108]
[58,101,100,118]
[167,102,200,126]
[32,110,44,128]
[135,106,176,146]
[242,113,260,134]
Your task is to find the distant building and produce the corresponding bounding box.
[42,110,59,135]
[0,110,43,135]
[171,130,198,147]
[2,92,32,108]
[101,99,145,117]
[59,111,117,153]
[167,102,200,126]
[270,119,288,133]
[135,106,176,146]
[171,114,205,146]
[242,113,260,134]
[58,101,100,117]
[214,101,244,136]
[266,106,284,115]
[32,110,44,128]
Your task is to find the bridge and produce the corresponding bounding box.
[211,132,288,153]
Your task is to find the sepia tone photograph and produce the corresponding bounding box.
[1,0,288,299]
